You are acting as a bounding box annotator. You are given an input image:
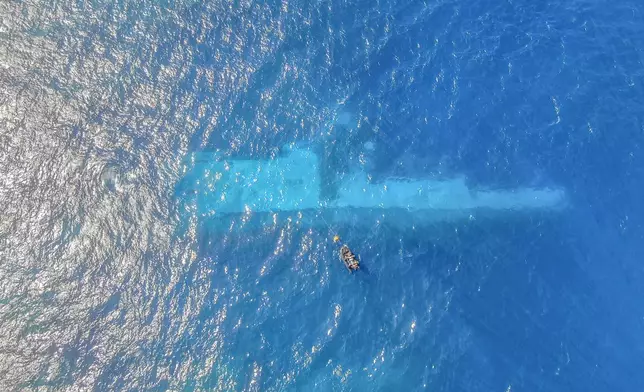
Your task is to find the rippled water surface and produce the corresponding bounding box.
[1,0,644,390]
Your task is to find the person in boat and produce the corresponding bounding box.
[339,244,360,272]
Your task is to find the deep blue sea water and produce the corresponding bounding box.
[1,0,644,391]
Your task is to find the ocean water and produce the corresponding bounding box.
[1,0,643,391]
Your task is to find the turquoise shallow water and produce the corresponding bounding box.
[1,0,644,391]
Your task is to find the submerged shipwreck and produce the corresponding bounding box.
[175,143,566,230]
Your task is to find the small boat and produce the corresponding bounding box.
[339,244,360,272]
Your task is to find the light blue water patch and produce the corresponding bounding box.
[177,146,321,214]
[176,140,566,235]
